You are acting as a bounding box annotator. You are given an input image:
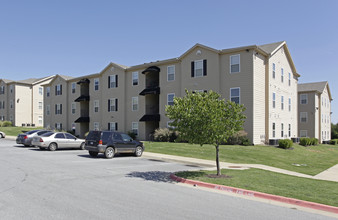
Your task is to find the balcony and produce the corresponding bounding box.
[139,114,160,122]
[75,117,90,123]
[139,86,160,96]
[75,95,90,102]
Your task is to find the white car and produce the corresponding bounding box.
[0,131,5,138]
[32,132,85,151]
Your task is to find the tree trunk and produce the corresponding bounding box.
[215,144,221,175]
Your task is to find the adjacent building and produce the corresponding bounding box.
[298,81,332,143]
[42,41,300,145]
[0,76,54,126]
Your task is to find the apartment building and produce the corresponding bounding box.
[0,76,54,126]
[43,41,299,145]
[298,81,332,143]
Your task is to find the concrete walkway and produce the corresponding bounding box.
[143,152,338,183]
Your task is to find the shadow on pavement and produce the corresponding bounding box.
[126,171,174,183]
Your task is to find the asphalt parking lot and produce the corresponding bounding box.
[0,139,336,220]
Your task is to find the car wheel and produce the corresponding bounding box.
[0,133,3,138]
[105,147,115,159]
[48,143,57,151]
[134,146,143,157]
[89,151,98,157]
[80,142,85,150]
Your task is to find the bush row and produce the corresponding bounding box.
[278,139,293,149]
[330,139,338,145]
[300,137,318,146]
[0,121,12,127]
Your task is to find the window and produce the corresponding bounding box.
[132,72,138,86]
[108,75,118,88]
[55,84,62,96]
[322,97,323,106]
[39,87,43,95]
[10,85,13,93]
[322,114,323,123]
[0,86,4,95]
[38,102,43,110]
[46,105,50,115]
[94,100,99,113]
[300,130,308,137]
[55,104,62,115]
[272,63,275,79]
[230,88,240,104]
[94,122,99,131]
[281,123,284,137]
[230,54,240,73]
[281,68,284,82]
[167,93,175,106]
[55,124,63,131]
[9,115,13,122]
[272,93,276,108]
[272,123,276,138]
[38,116,43,125]
[288,124,291,137]
[132,97,138,111]
[300,94,307,104]
[46,87,50,97]
[281,96,284,110]
[108,98,118,112]
[10,100,13,109]
[108,122,117,131]
[194,60,204,77]
[288,98,291,112]
[71,83,76,93]
[167,65,175,81]
[94,78,99,91]
[300,112,308,123]
[288,73,291,86]
[71,103,76,114]
[132,122,138,135]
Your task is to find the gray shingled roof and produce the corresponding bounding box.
[16,78,39,84]
[1,79,14,83]
[58,75,74,81]
[298,81,327,93]
[258,41,285,55]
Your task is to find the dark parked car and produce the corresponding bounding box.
[16,130,51,147]
[84,131,144,159]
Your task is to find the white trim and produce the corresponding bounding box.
[132,122,138,135]
[132,97,138,111]
[94,100,99,113]
[230,54,240,73]
[230,87,240,104]
[194,60,204,78]
[94,78,99,91]
[300,112,308,123]
[300,94,308,105]
[272,92,276,109]
[132,72,139,86]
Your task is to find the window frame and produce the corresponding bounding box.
[46,105,50,116]
[272,122,276,138]
[272,63,276,79]
[93,122,99,131]
[132,97,138,111]
[281,68,284,83]
[71,102,76,114]
[94,100,99,113]
[281,123,284,138]
[109,75,117,88]
[132,122,138,135]
[281,95,284,110]
[38,102,43,110]
[94,78,99,91]
[167,65,175,81]
[230,54,240,74]
[167,93,175,106]
[288,124,291,137]
[288,72,291,86]
[39,87,43,95]
[272,92,276,109]
[46,87,50,97]
[230,87,240,104]
[300,112,308,123]
[132,72,139,86]
[300,130,308,137]
[71,83,76,94]
[288,98,291,112]
[300,94,308,105]
[194,60,204,77]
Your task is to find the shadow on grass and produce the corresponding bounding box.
[175,170,207,179]
[126,171,175,183]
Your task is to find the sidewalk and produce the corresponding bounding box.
[143,152,338,182]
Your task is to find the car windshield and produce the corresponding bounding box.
[25,130,40,134]
[86,131,102,141]
[41,132,54,137]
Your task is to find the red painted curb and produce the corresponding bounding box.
[170,174,338,214]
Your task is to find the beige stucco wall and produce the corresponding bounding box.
[14,84,32,126]
[320,86,331,141]
[0,81,8,120]
[298,92,316,138]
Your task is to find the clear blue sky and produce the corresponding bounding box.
[0,0,337,122]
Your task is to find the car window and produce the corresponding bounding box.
[55,133,65,139]
[86,131,101,141]
[41,132,54,137]
[101,132,111,142]
[37,130,49,135]
[113,133,123,141]
[65,133,76,139]
[121,133,132,142]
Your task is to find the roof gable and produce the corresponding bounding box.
[298,81,332,100]
[179,43,220,60]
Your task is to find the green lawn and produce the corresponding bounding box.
[176,169,338,207]
[145,141,338,175]
[0,126,44,136]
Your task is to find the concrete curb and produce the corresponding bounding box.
[170,174,338,214]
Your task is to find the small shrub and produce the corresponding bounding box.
[1,121,12,127]
[300,137,311,146]
[279,139,293,149]
[242,138,252,146]
[127,131,137,140]
[153,128,179,142]
[227,130,249,145]
[330,139,338,145]
[310,138,318,145]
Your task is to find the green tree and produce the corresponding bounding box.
[332,123,338,139]
[166,90,246,175]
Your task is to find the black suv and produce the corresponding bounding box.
[84,131,144,159]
